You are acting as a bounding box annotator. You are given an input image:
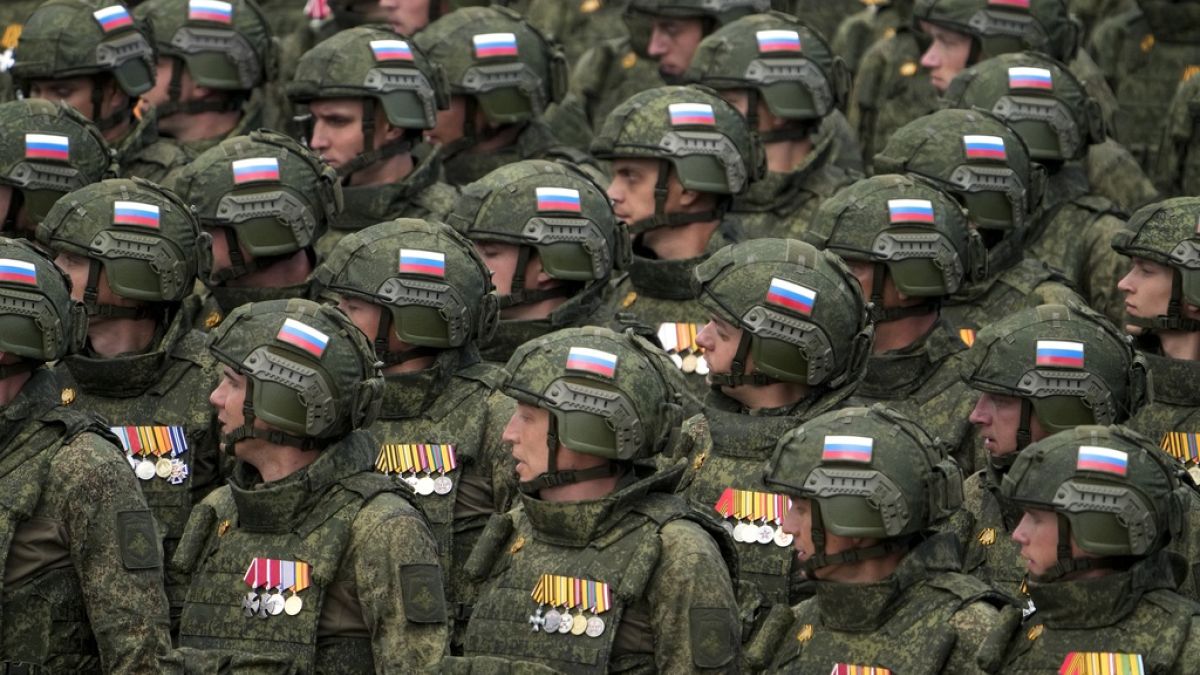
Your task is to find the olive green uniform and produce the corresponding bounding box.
[833,0,912,73]
[1154,71,1200,198]
[114,110,191,185]
[940,259,1083,332]
[560,37,665,137]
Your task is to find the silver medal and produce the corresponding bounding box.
[404,473,420,489]
[773,528,794,547]
[732,521,752,543]
[135,459,157,481]
[543,609,562,633]
[557,613,572,633]
[756,524,775,545]
[415,475,435,495]
[433,475,453,495]
[585,615,605,637]
[243,591,260,616]
[695,355,710,375]
[266,592,285,616]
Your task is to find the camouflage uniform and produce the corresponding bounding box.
[448,327,741,673]
[0,237,171,672]
[674,239,873,668]
[762,406,1005,674]
[874,108,1085,331]
[805,174,987,473]
[171,299,450,672]
[36,178,221,629]
[0,0,40,102]
[687,13,861,241]
[956,303,1148,602]
[833,0,913,73]
[781,0,864,43]
[1154,70,1200,198]
[977,425,1200,673]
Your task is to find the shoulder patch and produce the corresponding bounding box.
[400,563,447,624]
[690,606,737,669]
[117,510,162,570]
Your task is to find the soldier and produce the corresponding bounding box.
[686,12,862,240]
[170,299,450,672]
[167,130,338,330]
[588,85,761,403]
[942,51,1131,324]
[287,26,458,257]
[35,177,222,629]
[957,303,1146,601]
[874,108,1083,331]
[0,236,172,671]
[446,326,740,672]
[1154,70,1200,198]
[977,425,1200,673]
[805,173,987,473]
[676,237,873,669]
[310,218,517,646]
[763,405,1005,673]
[134,0,279,163]
[833,0,915,74]
[0,1,41,102]
[0,99,113,239]
[447,159,628,363]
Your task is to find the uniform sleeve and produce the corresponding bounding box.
[647,519,741,675]
[56,433,172,674]
[1153,76,1200,197]
[350,495,451,673]
[1083,213,1132,326]
[945,600,1001,675]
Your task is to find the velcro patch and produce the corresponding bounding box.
[400,563,447,623]
[117,510,162,570]
[690,607,737,669]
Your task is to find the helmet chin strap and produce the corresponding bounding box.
[517,413,620,495]
[800,501,913,574]
[89,76,135,133]
[371,309,437,368]
[220,376,326,454]
[498,245,572,309]
[155,57,245,120]
[334,99,415,179]
[626,159,726,235]
[82,258,157,320]
[706,330,779,388]
[868,263,938,324]
[1034,513,1136,582]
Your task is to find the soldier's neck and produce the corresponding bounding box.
[346,151,414,187]
[764,136,814,173]
[640,219,719,260]
[872,309,938,354]
[102,117,133,146]
[817,549,905,584]
[1159,330,1200,361]
[240,439,320,484]
[86,315,159,358]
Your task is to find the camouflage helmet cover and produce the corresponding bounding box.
[0,236,87,362]
[134,0,276,91]
[912,0,1078,63]
[1112,197,1200,308]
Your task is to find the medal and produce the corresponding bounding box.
[266,592,285,616]
[669,353,684,369]
[380,443,459,496]
[415,475,435,495]
[557,616,572,634]
[571,613,588,636]
[433,475,453,495]
[111,425,189,482]
[529,606,546,632]
[284,594,303,616]
[404,474,419,489]
[168,459,190,486]
[135,459,156,480]
[285,560,312,616]
[681,352,698,374]
[585,615,605,637]
[774,529,794,547]
[695,355,709,375]
[243,591,260,616]
[543,609,562,633]
[756,524,775,545]
[155,457,174,479]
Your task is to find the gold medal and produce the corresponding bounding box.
[284,594,303,616]
[571,613,587,636]
[155,457,174,479]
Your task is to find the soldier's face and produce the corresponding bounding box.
[377,0,433,35]
[307,98,402,175]
[781,498,863,580]
[696,314,749,383]
[968,391,1048,457]
[472,240,556,320]
[607,157,698,233]
[1117,256,1175,324]
[505,402,551,482]
[918,22,972,92]
[717,90,776,133]
[27,77,114,124]
[210,366,249,437]
[336,295,407,353]
[205,226,254,281]
[426,96,474,147]
[646,16,705,78]
[1011,508,1095,577]
[845,261,911,307]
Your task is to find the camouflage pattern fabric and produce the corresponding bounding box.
[958,471,1029,604]
[0,1,40,102]
[940,258,1083,332]
[1070,0,1136,44]
[156,92,271,178]
[114,108,192,184]
[516,0,633,66]
[440,119,599,188]
[560,37,666,136]
[1127,352,1200,459]
[847,29,936,174]
[783,0,865,46]
[1154,71,1200,198]
[833,0,913,73]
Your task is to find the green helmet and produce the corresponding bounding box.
[960,302,1148,468]
[0,236,88,369]
[0,99,114,230]
[311,218,500,365]
[134,0,275,114]
[805,173,988,323]
[624,0,772,58]
[37,178,211,319]
[1000,424,1190,579]
[591,84,763,233]
[12,0,156,130]
[207,298,383,449]
[942,51,1103,163]
[694,237,873,388]
[686,12,848,136]
[874,108,1045,272]
[1111,197,1200,333]
[326,0,489,30]
[413,6,567,128]
[912,0,1079,63]
[764,405,964,570]
[167,129,340,285]
[502,325,687,492]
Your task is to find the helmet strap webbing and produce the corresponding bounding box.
[517,412,620,494]
[1038,513,1136,582]
[82,258,157,321]
[156,57,245,120]
[220,376,326,453]
[1015,397,1034,453]
[627,160,726,234]
[89,75,135,133]
[372,309,438,368]
[707,330,778,387]
[498,245,572,309]
[868,263,939,323]
[335,99,415,179]
[801,501,913,573]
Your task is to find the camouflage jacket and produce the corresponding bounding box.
[191,280,314,334]
[1086,138,1162,212]
[1154,71,1200,198]
[958,470,1028,605]
[940,258,1083,333]
[769,533,1004,674]
[563,37,664,136]
[782,0,868,51]
[833,0,913,73]
[114,109,191,185]
[154,92,269,183]
[439,119,600,188]
[847,28,935,174]
[0,2,40,103]
[479,282,614,365]
[460,463,741,674]
[979,552,1200,673]
[847,317,982,474]
[0,369,171,672]
[1127,350,1200,455]
[171,431,449,674]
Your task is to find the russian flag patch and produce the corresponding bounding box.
[398,249,446,278]
[1008,66,1053,91]
[113,201,160,229]
[188,0,233,24]
[887,198,935,224]
[756,29,802,54]
[765,277,816,316]
[1076,445,1128,476]
[370,39,413,62]
[668,102,716,127]
[822,436,874,463]
[566,346,618,378]
[963,134,1007,161]
[0,258,37,286]
[1035,340,1084,368]
[473,33,518,59]
[276,318,330,358]
[93,5,134,32]
[24,133,69,161]
[232,157,280,184]
[535,187,582,213]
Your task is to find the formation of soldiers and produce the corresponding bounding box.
[5,0,1200,672]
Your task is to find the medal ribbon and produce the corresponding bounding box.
[264,558,280,592]
[290,561,312,593]
[280,560,296,593]
[440,444,458,472]
[243,557,269,590]
[714,487,734,518]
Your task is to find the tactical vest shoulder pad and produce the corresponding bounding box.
[925,571,1011,610]
[338,471,411,506]
[1007,259,1075,295]
[170,488,233,575]
[130,138,190,171]
[628,492,740,597]
[1070,194,1123,217]
[465,511,516,582]
[455,361,506,391]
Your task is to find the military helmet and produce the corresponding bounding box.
[167,130,340,283]
[134,0,275,93]
[37,178,210,314]
[806,174,988,321]
[413,6,567,126]
[0,236,87,364]
[1001,425,1189,577]
[943,51,1103,163]
[327,0,489,29]
[12,0,156,104]
[287,25,448,132]
[208,298,383,447]
[687,12,848,127]
[311,218,499,360]
[694,237,872,388]
[765,405,963,568]
[1112,197,1200,332]
[0,99,114,227]
[502,326,687,490]
[626,0,771,23]
[912,0,1078,63]
[874,108,1044,272]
